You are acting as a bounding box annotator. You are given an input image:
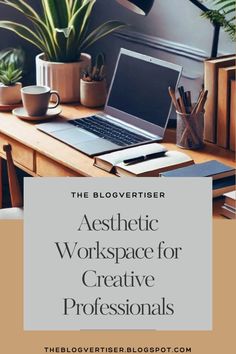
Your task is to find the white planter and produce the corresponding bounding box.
[36,53,91,103]
[0,82,22,105]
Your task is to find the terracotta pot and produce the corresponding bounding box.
[36,53,91,103]
[80,79,107,108]
[0,82,22,105]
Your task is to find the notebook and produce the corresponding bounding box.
[94,143,194,176]
[223,191,236,209]
[160,160,236,197]
[160,160,235,180]
[94,143,167,172]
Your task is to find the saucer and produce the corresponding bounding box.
[12,106,62,121]
[0,102,22,112]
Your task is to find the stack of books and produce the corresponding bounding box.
[160,160,236,198]
[204,55,236,150]
[221,191,236,219]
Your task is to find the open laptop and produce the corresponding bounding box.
[37,48,182,156]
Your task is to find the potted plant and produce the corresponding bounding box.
[80,53,107,107]
[0,48,24,105]
[0,0,126,103]
[0,47,25,69]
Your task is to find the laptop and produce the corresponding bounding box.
[37,48,182,156]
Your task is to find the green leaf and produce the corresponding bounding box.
[203,0,236,41]
[66,0,95,55]
[0,0,127,62]
[42,0,70,29]
[0,48,25,68]
[217,1,235,11]
[0,20,45,52]
[54,30,69,61]
[76,0,96,43]
[0,0,58,61]
[55,26,73,38]
[3,0,41,21]
[0,60,23,85]
[71,0,83,15]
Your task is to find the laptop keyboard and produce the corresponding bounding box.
[69,116,151,146]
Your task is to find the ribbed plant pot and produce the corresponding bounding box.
[80,79,107,108]
[36,53,91,103]
[0,82,22,105]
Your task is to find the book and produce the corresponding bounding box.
[160,161,236,198]
[94,143,194,177]
[221,205,236,219]
[223,190,236,209]
[160,160,235,180]
[230,80,236,152]
[94,143,167,173]
[204,55,236,143]
[217,66,236,148]
[116,151,194,177]
[213,175,235,198]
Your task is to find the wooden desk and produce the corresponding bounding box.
[0,105,112,177]
[0,104,235,218]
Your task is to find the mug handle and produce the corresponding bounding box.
[49,90,61,109]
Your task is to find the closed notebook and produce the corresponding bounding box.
[223,190,236,209]
[217,66,236,148]
[160,160,236,198]
[160,160,235,179]
[204,55,236,143]
[221,205,236,219]
[213,176,235,198]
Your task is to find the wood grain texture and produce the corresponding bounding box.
[0,158,2,209]
[0,105,235,218]
[0,105,114,177]
[217,66,236,148]
[230,80,236,152]
[0,105,235,174]
[36,154,80,177]
[3,144,23,208]
[0,133,35,172]
[204,55,236,143]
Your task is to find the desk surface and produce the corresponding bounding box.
[0,104,235,218]
[0,105,112,177]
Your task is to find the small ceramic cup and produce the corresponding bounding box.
[80,80,107,108]
[21,85,60,116]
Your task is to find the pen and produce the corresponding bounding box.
[178,86,191,113]
[123,151,167,166]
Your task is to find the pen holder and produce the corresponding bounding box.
[176,110,204,150]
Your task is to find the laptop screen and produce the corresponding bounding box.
[107,53,180,128]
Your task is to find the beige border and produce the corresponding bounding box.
[0,220,235,354]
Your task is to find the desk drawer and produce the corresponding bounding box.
[36,154,81,177]
[0,133,35,172]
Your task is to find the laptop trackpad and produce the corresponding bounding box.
[74,138,119,156]
[52,128,97,144]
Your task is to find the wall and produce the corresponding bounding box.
[0,0,41,84]
[0,1,234,91]
[89,0,235,102]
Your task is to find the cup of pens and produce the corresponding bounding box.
[169,86,208,150]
